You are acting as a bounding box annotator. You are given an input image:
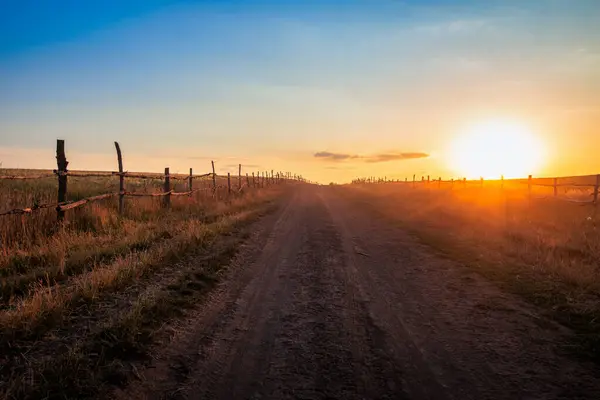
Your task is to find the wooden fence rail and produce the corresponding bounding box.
[0,139,303,220]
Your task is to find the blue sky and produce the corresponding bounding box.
[1,0,599,181]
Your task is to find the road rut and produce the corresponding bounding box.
[118,186,600,400]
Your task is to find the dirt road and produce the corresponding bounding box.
[119,186,600,400]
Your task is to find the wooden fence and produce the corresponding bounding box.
[352,173,600,207]
[0,139,304,219]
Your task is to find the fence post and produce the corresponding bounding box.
[164,167,171,209]
[246,172,250,188]
[427,175,430,185]
[114,142,125,215]
[238,164,242,190]
[438,177,441,189]
[228,173,231,196]
[413,174,415,188]
[211,161,217,194]
[501,175,504,190]
[593,174,600,205]
[189,168,193,197]
[451,178,454,189]
[252,172,256,187]
[463,177,466,188]
[553,177,558,197]
[56,139,68,222]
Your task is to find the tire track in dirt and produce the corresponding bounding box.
[118,186,600,400]
[321,187,600,400]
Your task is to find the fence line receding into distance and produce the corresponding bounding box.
[352,173,600,208]
[0,139,306,219]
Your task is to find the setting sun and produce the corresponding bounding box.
[449,120,544,179]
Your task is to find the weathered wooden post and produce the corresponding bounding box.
[592,174,600,221]
[593,174,600,205]
[189,168,193,197]
[438,177,441,189]
[114,142,125,215]
[246,172,250,188]
[227,173,231,196]
[56,139,68,222]
[164,167,171,209]
[252,172,256,187]
[553,177,558,197]
[211,161,217,194]
[463,177,467,188]
[238,164,242,190]
[413,174,416,188]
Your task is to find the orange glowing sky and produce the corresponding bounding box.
[1,1,599,183]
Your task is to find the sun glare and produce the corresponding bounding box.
[449,120,544,179]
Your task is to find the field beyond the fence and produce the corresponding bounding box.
[341,178,600,361]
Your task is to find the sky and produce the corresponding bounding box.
[1,0,599,183]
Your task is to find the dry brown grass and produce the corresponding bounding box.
[0,169,287,398]
[0,209,257,340]
[341,180,600,361]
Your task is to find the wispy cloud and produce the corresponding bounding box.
[314,151,360,161]
[314,151,429,163]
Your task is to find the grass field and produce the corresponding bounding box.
[341,178,600,361]
[0,168,287,398]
